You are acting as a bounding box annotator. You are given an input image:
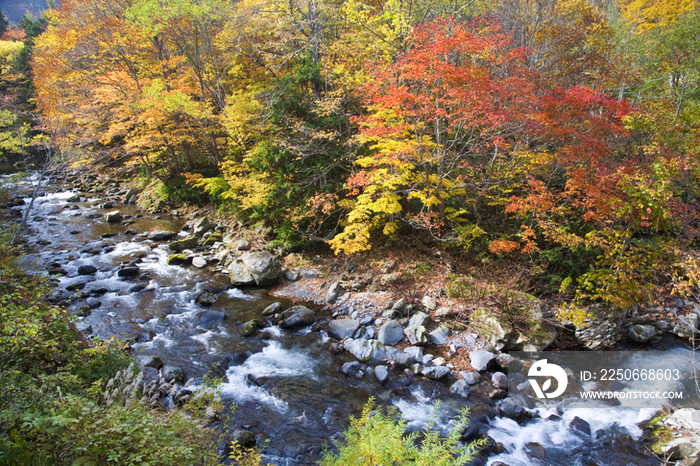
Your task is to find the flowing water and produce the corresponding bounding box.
[9,179,691,466]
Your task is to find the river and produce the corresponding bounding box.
[7,175,696,466]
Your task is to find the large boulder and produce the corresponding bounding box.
[469,309,514,350]
[575,303,625,350]
[278,305,315,329]
[228,260,256,286]
[328,319,360,340]
[240,251,281,287]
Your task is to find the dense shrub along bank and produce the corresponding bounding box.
[0,222,222,465]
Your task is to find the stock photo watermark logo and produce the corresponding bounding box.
[528,359,568,399]
[508,351,699,409]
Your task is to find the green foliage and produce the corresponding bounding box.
[320,399,484,466]
[10,396,219,466]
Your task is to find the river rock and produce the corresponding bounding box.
[345,338,387,363]
[191,256,207,268]
[202,231,222,246]
[168,236,198,252]
[461,371,480,385]
[378,320,404,346]
[403,346,424,363]
[262,302,282,316]
[404,324,429,345]
[236,239,251,251]
[117,266,140,277]
[300,268,321,279]
[374,365,389,384]
[328,319,360,340]
[199,310,225,326]
[196,292,218,306]
[149,230,176,242]
[240,251,281,287]
[77,265,97,275]
[167,254,191,266]
[135,355,163,370]
[628,324,656,343]
[492,372,508,389]
[570,416,591,435]
[422,365,451,380]
[470,350,496,372]
[409,311,430,328]
[124,187,141,204]
[341,361,361,377]
[283,269,300,281]
[662,437,700,462]
[86,298,101,309]
[326,281,343,304]
[105,211,121,223]
[278,305,315,328]
[228,259,256,286]
[193,217,211,237]
[422,295,437,310]
[386,347,411,366]
[469,309,512,350]
[242,319,262,336]
[525,442,547,463]
[429,325,450,345]
[449,379,471,398]
[161,365,184,383]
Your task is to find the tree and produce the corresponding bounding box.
[330,17,540,253]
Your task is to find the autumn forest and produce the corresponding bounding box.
[3,0,700,314]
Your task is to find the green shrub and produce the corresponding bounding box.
[9,395,219,466]
[320,399,485,466]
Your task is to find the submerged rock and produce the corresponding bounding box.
[242,319,263,336]
[199,310,225,326]
[105,211,121,223]
[262,302,282,316]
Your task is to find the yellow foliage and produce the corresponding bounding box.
[620,0,698,33]
[556,302,593,327]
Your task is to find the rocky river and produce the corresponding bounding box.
[5,172,700,466]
